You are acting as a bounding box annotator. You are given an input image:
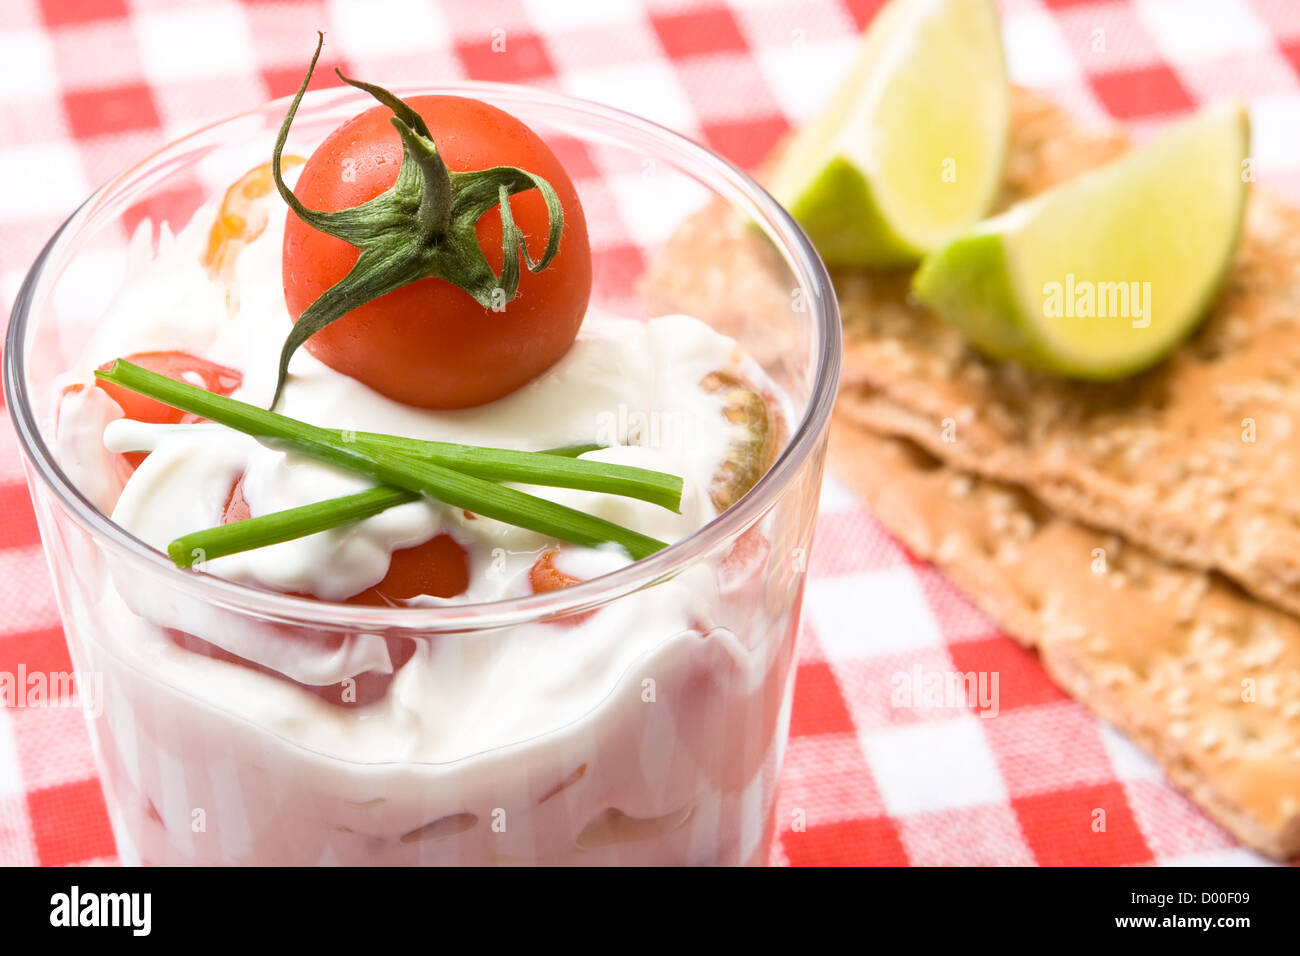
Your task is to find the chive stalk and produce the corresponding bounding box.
[95,361,680,564]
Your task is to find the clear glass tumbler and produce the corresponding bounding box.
[5,82,840,865]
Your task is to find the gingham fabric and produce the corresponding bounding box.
[0,0,1296,867]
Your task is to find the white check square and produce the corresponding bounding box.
[559,61,699,134]
[1135,0,1271,61]
[0,710,22,800]
[1001,7,1082,88]
[754,40,859,126]
[806,567,944,661]
[0,142,88,224]
[327,0,453,60]
[862,715,1008,815]
[0,547,62,633]
[0,27,57,102]
[134,3,257,83]
[1248,95,1300,177]
[1097,721,1165,782]
[519,0,643,31]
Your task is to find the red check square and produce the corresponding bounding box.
[1090,64,1196,119]
[841,0,888,31]
[0,484,40,549]
[1280,40,1300,82]
[701,115,789,170]
[1013,782,1154,866]
[782,815,908,866]
[27,778,116,867]
[261,62,351,101]
[63,83,160,139]
[0,626,72,680]
[788,661,856,736]
[590,243,647,302]
[38,0,128,29]
[545,134,600,184]
[947,637,1070,713]
[456,33,555,83]
[121,183,205,240]
[651,7,748,59]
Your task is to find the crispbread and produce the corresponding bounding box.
[648,87,1300,618]
[828,419,1300,859]
[643,85,1300,858]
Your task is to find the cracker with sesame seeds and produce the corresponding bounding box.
[829,420,1300,860]
[644,85,1300,858]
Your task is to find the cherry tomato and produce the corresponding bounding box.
[283,95,592,409]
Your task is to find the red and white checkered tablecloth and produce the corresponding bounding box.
[1,0,1297,867]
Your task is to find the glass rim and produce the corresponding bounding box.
[3,79,842,632]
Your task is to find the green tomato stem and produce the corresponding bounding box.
[268,32,565,408]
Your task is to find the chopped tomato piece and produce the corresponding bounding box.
[95,350,242,426]
[347,534,470,605]
[529,550,595,626]
[529,549,580,593]
[221,474,251,524]
[216,475,469,605]
[203,157,305,289]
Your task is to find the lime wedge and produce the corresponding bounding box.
[913,104,1250,379]
[769,0,1008,268]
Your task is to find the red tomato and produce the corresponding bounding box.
[221,474,252,524]
[220,475,469,605]
[529,549,580,594]
[96,350,242,425]
[347,533,470,605]
[95,350,242,469]
[283,95,592,409]
[529,549,595,627]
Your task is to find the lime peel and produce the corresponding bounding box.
[770,0,1009,268]
[914,103,1250,380]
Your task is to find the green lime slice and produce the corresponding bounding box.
[913,104,1250,379]
[769,0,1009,268]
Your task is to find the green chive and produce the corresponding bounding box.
[95,360,679,564]
[169,486,417,568]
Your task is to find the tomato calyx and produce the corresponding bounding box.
[270,33,566,408]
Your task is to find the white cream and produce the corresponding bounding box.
[58,172,778,746]
[53,165,796,865]
[102,311,738,604]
